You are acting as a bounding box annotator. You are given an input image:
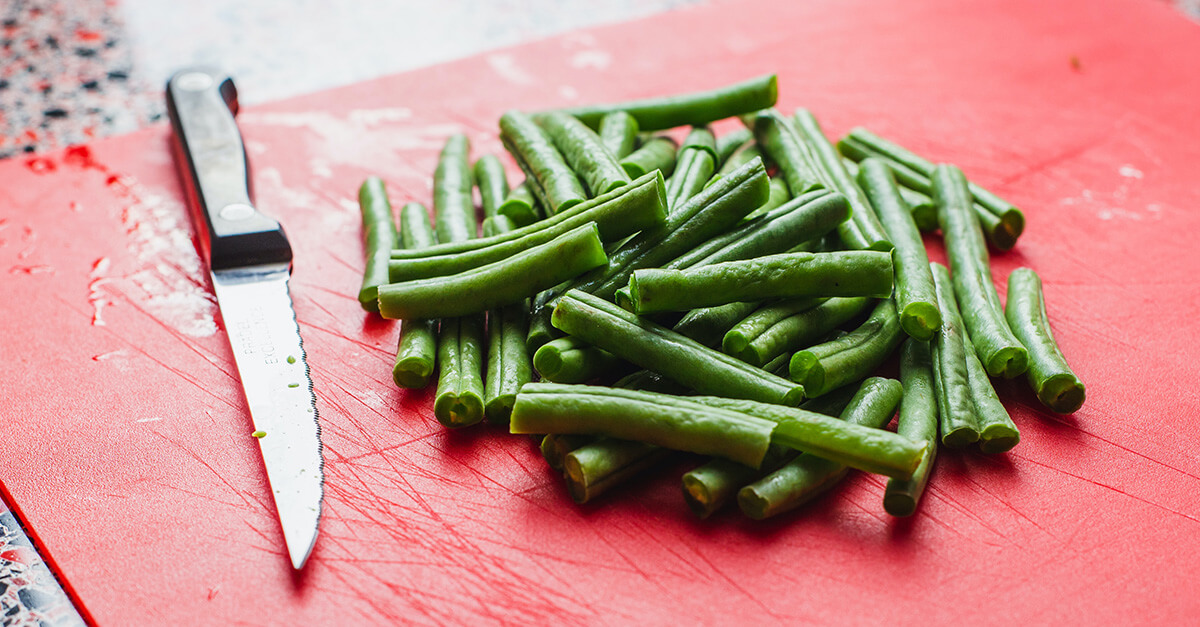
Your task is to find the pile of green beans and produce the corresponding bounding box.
[351,73,1085,524]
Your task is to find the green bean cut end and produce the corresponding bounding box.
[737,488,772,521]
[1038,373,1086,414]
[899,301,941,342]
[681,475,718,519]
[393,357,434,389]
[986,345,1030,379]
[978,425,1021,454]
[435,393,485,428]
[485,396,517,424]
[941,424,980,449]
[788,352,823,396]
[882,492,918,518]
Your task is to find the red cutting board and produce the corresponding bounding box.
[3,0,1199,623]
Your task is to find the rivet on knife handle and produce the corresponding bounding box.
[165,67,292,271]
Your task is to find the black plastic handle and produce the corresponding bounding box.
[166,67,292,271]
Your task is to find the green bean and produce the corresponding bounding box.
[788,297,903,397]
[473,155,509,220]
[618,136,677,179]
[391,169,665,260]
[481,214,516,237]
[845,127,1025,247]
[500,110,587,215]
[691,395,926,479]
[485,299,534,423]
[533,336,625,383]
[553,157,769,303]
[680,390,856,518]
[526,289,562,352]
[672,301,761,349]
[387,171,667,282]
[392,202,439,388]
[792,109,892,252]
[434,315,486,427]
[718,143,765,176]
[563,438,670,504]
[665,189,847,272]
[496,181,544,227]
[552,290,805,405]
[557,74,778,131]
[597,111,640,159]
[433,134,476,243]
[843,158,938,232]
[738,377,904,519]
[1006,268,1086,414]
[844,135,1015,246]
[725,297,877,368]
[510,383,778,467]
[963,324,1021,453]
[748,108,823,194]
[714,127,753,168]
[379,223,608,320]
[356,177,399,312]
[744,176,791,221]
[540,433,592,471]
[629,251,893,315]
[883,338,939,516]
[929,262,981,448]
[932,165,1028,378]
[665,127,718,211]
[535,111,631,196]
[857,158,941,341]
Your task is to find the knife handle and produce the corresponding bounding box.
[166,67,292,271]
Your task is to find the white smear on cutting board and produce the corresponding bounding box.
[486,53,537,86]
[570,49,612,71]
[1059,164,1162,222]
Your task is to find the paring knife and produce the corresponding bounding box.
[165,67,324,569]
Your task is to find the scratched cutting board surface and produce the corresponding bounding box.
[2,0,1199,623]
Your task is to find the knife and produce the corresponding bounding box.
[165,67,323,570]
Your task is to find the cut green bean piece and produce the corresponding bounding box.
[843,158,937,232]
[356,176,398,312]
[962,324,1021,453]
[665,127,718,211]
[481,214,516,237]
[598,111,640,159]
[933,165,1028,378]
[526,289,561,353]
[793,109,891,252]
[500,110,586,215]
[536,111,631,196]
[552,291,805,406]
[555,157,769,303]
[665,190,847,272]
[485,301,533,423]
[691,395,926,479]
[744,176,791,221]
[510,383,778,467]
[564,438,669,504]
[846,127,1025,247]
[433,134,476,243]
[726,297,873,369]
[748,108,822,195]
[496,181,544,227]
[718,143,765,177]
[379,223,608,320]
[714,127,753,168]
[738,377,904,520]
[434,315,486,427]
[788,298,903,398]
[680,388,855,519]
[540,433,592,471]
[392,170,665,260]
[533,336,624,383]
[1006,268,1086,414]
[473,154,509,220]
[387,171,667,282]
[558,74,778,131]
[673,301,761,349]
[883,338,939,516]
[930,262,981,448]
[392,202,438,389]
[629,251,893,315]
[618,135,677,179]
[857,158,941,341]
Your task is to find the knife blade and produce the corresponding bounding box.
[165,67,323,570]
